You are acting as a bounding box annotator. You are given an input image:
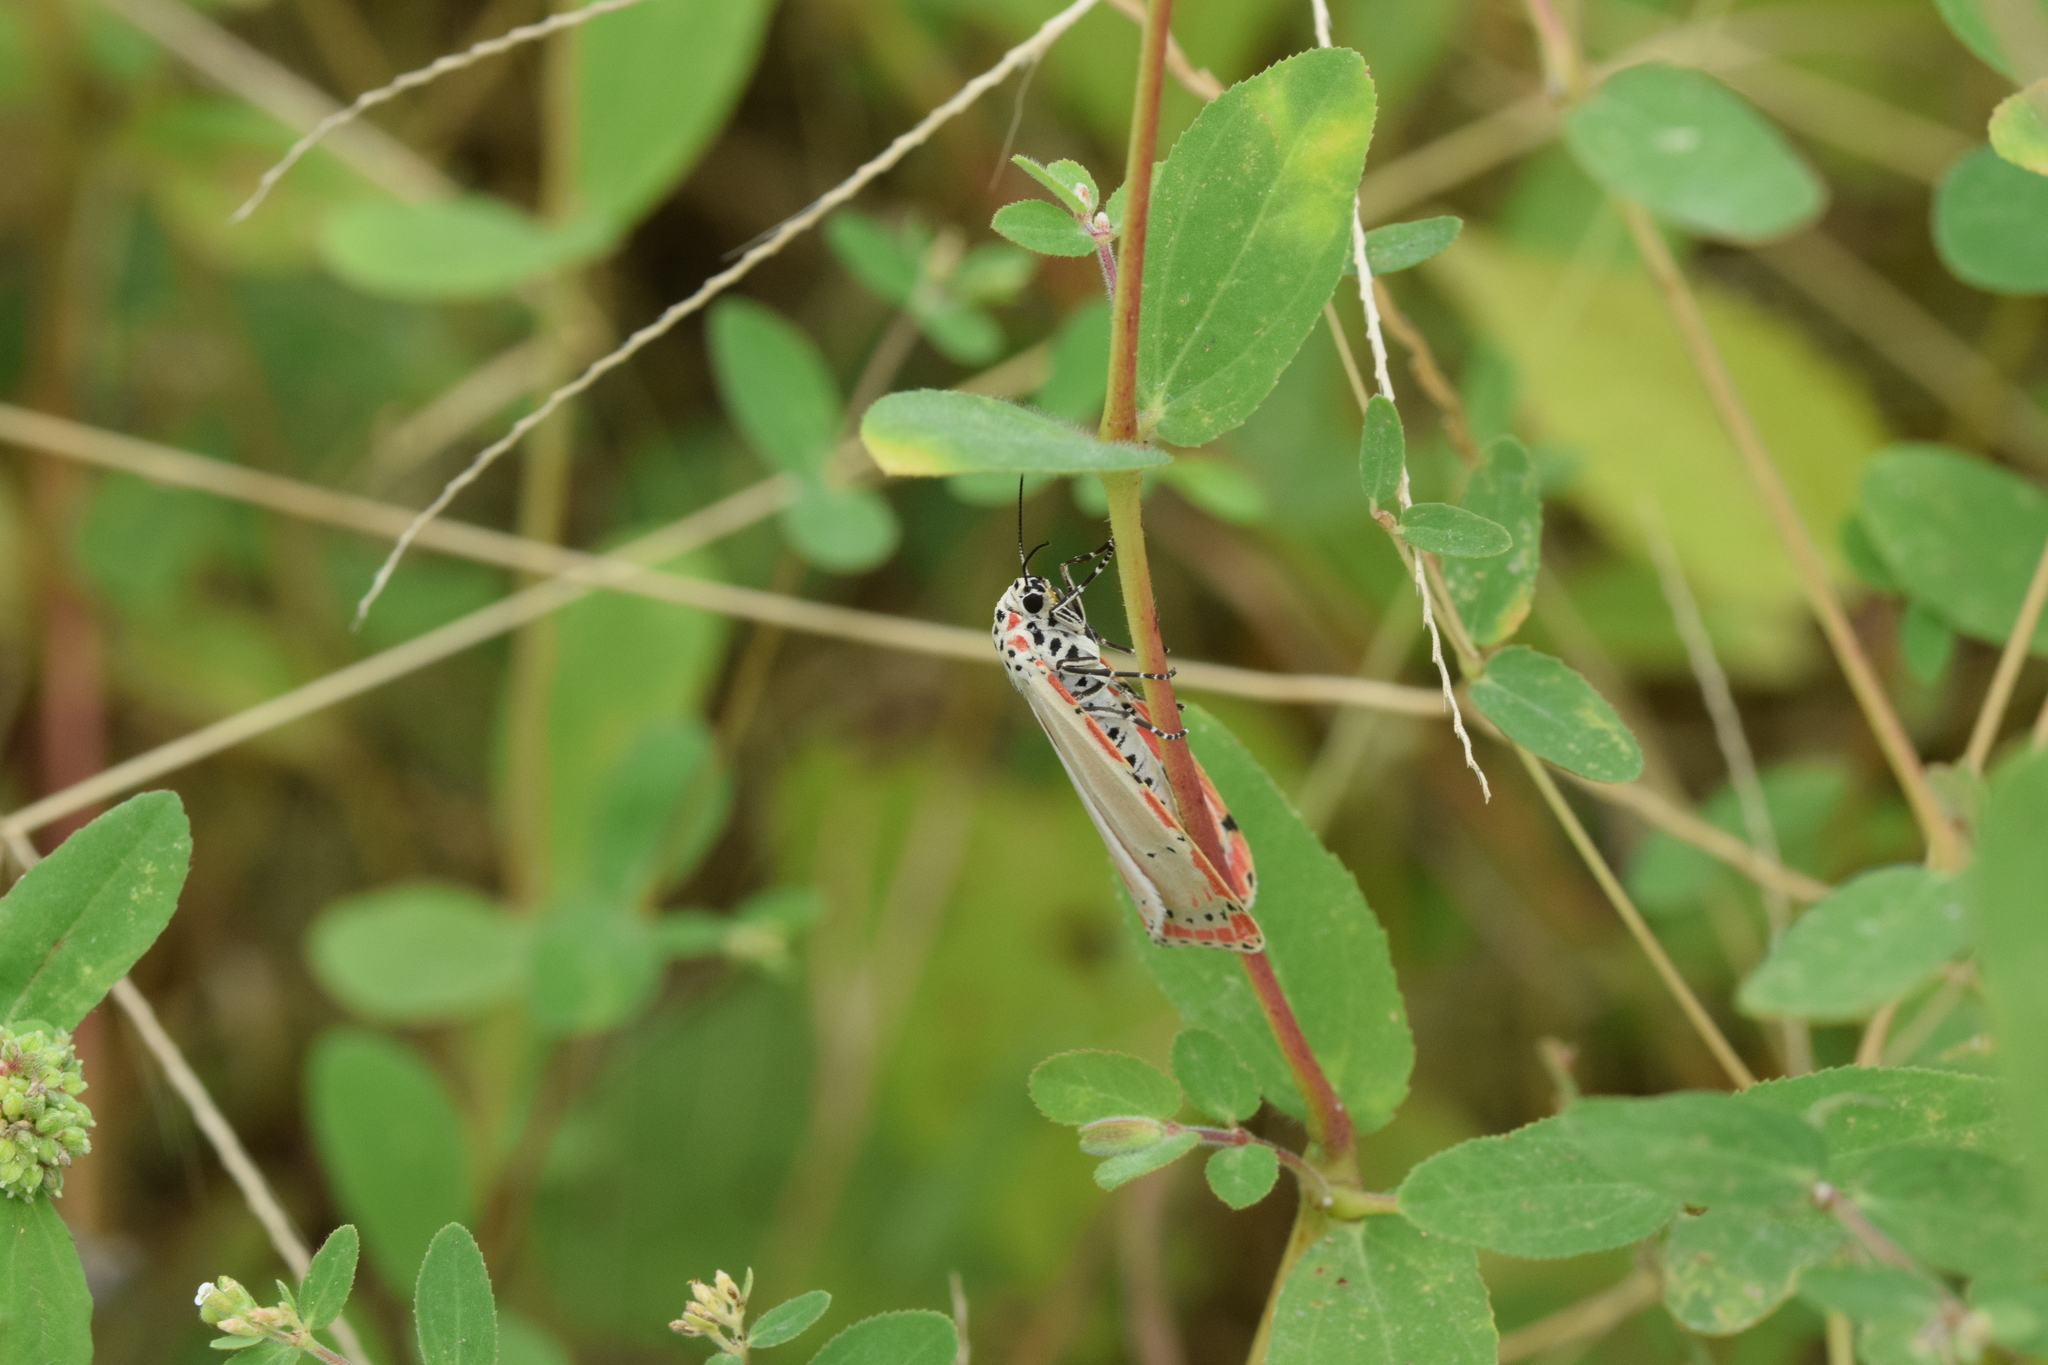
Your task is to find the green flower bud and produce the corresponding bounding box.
[0,1025,96,1201]
[1078,1116,1171,1155]
[196,1278,260,1326]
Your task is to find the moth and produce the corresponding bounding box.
[992,532,1262,951]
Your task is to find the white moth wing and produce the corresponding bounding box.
[1017,672,1249,944]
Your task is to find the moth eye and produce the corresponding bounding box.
[1021,592,1045,614]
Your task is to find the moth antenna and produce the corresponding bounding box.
[1017,477,1027,572]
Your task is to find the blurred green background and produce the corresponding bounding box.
[0,0,2038,1360]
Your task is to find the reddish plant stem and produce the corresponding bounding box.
[1242,953,1354,1156]
[1095,0,1358,1177]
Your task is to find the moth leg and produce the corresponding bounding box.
[1058,539,1116,600]
[1130,713,1189,741]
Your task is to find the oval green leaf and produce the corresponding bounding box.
[1991,80,2048,175]
[1028,1049,1181,1125]
[1858,444,2048,652]
[1136,47,1377,446]
[1835,1145,2029,1275]
[807,1311,957,1365]
[1204,1144,1279,1209]
[0,1199,91,1365]
[1564,64,1824,241]
[860,390,1166,477]
[1398,502,1512,557]
[1340,215,1462,275]
[414,1224,496,1365]
[1397,1115,1679,1258]
[708,298,842,478]
[1562,1092,1825,1207]
[1011,155,1094,216]
[0,790,191,1029]
[307,884,527,1024]
[572,0,773,229]
[1171,1028,1260,1124]
[306,1027,473,1291]
[780,481,900,574]
[1443,436,1543,646]
[1740,1066,2003,1163]
[1358,393,1405,511]
[526,897,661,1037]
[991,199,1095,257]
[1267,1218,1494,1365]
[319,195,609,301]
[299,1224,359,1331]
[1737,866,1970,1021]
[1934,144,2048,295]
[1469,646,1644,782]
[746,1288,830,1349]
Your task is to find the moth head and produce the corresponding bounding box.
[1003,574,1057,618]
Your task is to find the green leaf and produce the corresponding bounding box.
[1266,1216,1495,1365]
[0,791,191,1028]
[1899,599,1957,684]
[746,1289,830,1349]
[1204,1144,1279,1209]
[0,1198,91,1365]
[1991,80,2048,175]
[1028,1049,1181,1124]
[1971,1274,2048,1353]
[1171,1028,1260,1123]
[950,245,1034,305]
[526,896,660,1037]
[1738,867,1969,1021]
[1011,155,1097,216]
[991,199,1095,257]
[1934,144,2048,294]
[1396,1114,1679,1258]
[1341,215,1463,275]
[414,1224,496,1365]
[1934,0,2048,79]
[299,1224,359,1330]
[1034,299,1111,423]
[806,1311,957,1365]
[1978,750,2048,1204]
[1140,709,1413,1135]
[825,211,922,304]
[1564,64,1824,241]
[319,195,609,301]
[587,718,729,906]
[1561,1092,1825,1207]
[1136,48,1377,446]
[1739,1066,2004,1162]
[572,0,773,228]
[1093,1129,1200,1190]
[707,298,842,478]
[780,482,900,574]
[1661,1207,1843,1334]
[306,1027,473,1291]
[1358,393,1405,511]
[1443,436,1543,646]
[1398,502,1512,557]
[515,541,728,901]
[860,391,1168,477]
[306,884,526,1024]
[533,983,809,1344]
[1836,1144,2030,1275]
[1858,445,2048,653]
[1799,1265,1940,1321]
[1469,646,1644,783]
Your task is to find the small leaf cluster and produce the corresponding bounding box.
[1029,1031,1283,1210]
[1397,1069,2040,1356]
[670,1267,832,1363]
[196,1223,357,1359]
[991,155,1117,260]
[0,1024,92,1202]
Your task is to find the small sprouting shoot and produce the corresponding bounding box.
[671,1268,752,1355]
